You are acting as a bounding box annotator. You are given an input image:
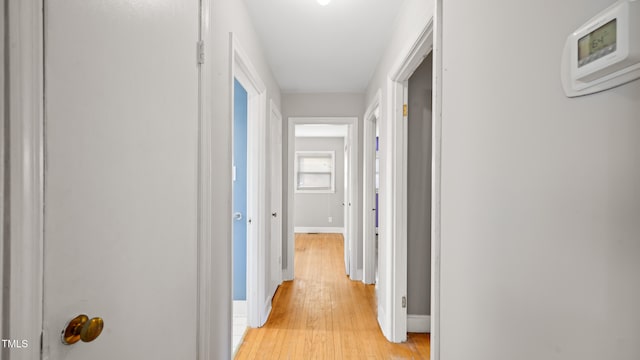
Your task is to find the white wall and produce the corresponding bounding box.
[281,93,365,270]
[294,137,345,229]
[439,0,640,359]
[365,0,434,102]
[364,0,435,340]
[208,0,281,357]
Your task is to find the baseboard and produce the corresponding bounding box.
[269,281,280,303]
[350,268,363,282]
[378,305,389,340]
[261,297,272,327]
[407,314,430,333]
[233,300,247,317]
[282,268,294,281]
[294,226,344,234]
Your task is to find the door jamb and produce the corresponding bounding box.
[384,19,434,343]
[431,2,443,358]
[230,33,269,328]
[362,90,381,285]
[197,0,215,357]
[285,117,359,282]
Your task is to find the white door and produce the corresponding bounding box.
[343,140,350,275]
[43,1,200,359]
[269,104,283,296]
[347,126,357,279]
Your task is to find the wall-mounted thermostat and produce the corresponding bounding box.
[562,0,640,97]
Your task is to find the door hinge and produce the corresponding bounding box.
[403,104,408,117]
[197,40,205,64]
[402,296,407,308]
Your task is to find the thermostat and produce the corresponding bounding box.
[562,0,640,97]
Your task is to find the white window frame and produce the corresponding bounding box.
[294,151,335,193]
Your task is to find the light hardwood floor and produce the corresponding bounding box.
[235,233,430,359]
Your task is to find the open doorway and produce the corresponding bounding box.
[406,53,433,334]
[285,117,359,281]
[294,131,345,234]
[232,78,249,353]
[371,21,434,343]
[230,34,270,355]
[363,92,381,285]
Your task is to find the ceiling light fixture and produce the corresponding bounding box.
[317,0,330,6]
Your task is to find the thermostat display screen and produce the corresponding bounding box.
[578,19,617,67]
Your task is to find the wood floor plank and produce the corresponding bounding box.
[235,233,430,359]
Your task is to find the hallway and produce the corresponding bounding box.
[235,233,429,359]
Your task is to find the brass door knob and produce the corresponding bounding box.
[81,317,104,342]
[62,314,104,345]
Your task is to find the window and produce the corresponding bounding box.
[295,151,335,193]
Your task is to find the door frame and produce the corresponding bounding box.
[5,1,219,358]
[380,19,434,343]
[432,2,443,357]
[4,1,44,358]
[230,33,269,328]
[362,90,381,285]
[285,117,359,281]
[0,1,4,344]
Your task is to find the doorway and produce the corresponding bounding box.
[406,53,433,334]
[230,34,269,337]
[363,92,381,285]
[285,117,359,282]
[232,78,249,353]
[373,20,434,343]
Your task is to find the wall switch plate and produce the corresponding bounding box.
[328,216,333,223]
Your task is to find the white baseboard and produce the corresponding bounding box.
[378,305,389,340]
[350,268,363,282]
[233,300,247,317]
[407,314,430,333]
[261,297,272,327]
[294,227,344,234]
[282,268,294,281]
[269,282,280,303]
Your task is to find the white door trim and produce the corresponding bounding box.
[231,33,269,328]
[362,90,381,285]
[286,117,359,282]
[6,1,218,359]
[431,1,443,358]
[383,19,434,343]
[0,1,3,343]
[5,1,44,358]
[197,0,215,358]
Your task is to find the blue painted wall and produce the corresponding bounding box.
[233,79,248,301]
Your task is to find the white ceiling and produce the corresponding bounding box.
[243,0,405,93]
